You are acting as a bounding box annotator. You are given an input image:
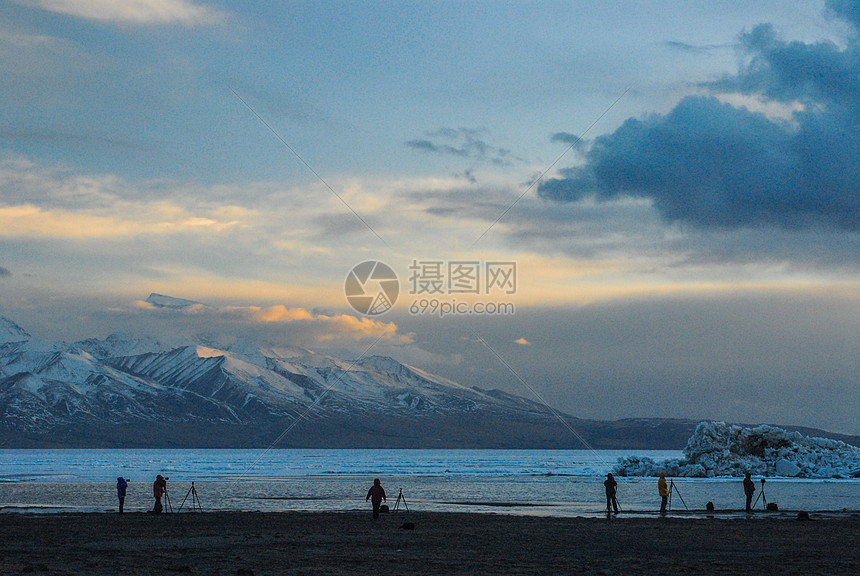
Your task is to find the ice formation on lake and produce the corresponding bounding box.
[614,421,860,478]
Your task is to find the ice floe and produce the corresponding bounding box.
[614,421,860,478]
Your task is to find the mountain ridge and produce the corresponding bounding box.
[1,314,857,449]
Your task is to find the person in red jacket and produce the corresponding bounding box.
[365,478,386,519]
[152,475,168,513]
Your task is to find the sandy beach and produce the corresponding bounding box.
[0,510,857,575]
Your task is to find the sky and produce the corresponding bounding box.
[1,0,858,435]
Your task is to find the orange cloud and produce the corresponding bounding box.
[220,304,412,344]
[252,305,315,322]
[315,314,407,343]
[0,204,245,239]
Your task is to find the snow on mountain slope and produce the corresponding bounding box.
[76,333,174,360]
[0,332,281,428]
[106,345,321,419]
[0,316,31,344]
[354,355,506,399]
[106,344,507,417]
[256,351,535,415]
[0,346,180,429]
[327,355,509,412]
[144,293,211,311]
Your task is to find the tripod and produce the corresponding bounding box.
[163,485,174,513]
[669,479,689,511]
[179,481,202,512]
[752,478,767,510]
[393,488,408,512]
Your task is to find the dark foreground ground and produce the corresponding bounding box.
[0,511,858,575]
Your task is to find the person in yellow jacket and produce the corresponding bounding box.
[658,472,669,514]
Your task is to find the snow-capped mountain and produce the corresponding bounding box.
[1,314,607,448]
[144,293,211,311]
[2,315,857,449]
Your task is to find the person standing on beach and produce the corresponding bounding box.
[366,478,386,520]
[116,477,128,514]
[153,474,167,513]
[604,473,619,513]
[658,473,669,514]
[743,473,756,512]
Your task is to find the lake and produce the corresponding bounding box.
[1,449,857,517]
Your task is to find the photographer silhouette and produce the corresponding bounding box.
[152,474,169,513]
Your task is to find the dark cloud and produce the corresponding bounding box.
[405,127,521,167]
[539,8,860,232]
[663,40,734,54]
[0,267,10,277]
[710,24,860,106]
[405,139,456,155]
[826,0,860,32]
[455,168,478,184]
[550,132,585,145]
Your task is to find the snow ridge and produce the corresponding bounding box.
[1,317,546,434]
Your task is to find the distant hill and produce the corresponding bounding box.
[1,315,857,449]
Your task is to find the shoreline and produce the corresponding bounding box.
[3,503,860,521]
[1,511,858,575]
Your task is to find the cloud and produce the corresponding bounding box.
[538,8,860,232]
[405,128,522,167]
[0,266,10,277]
[18,0,225,26]
[710,23,859,107]
[249,305,315,323]
[663,40,734,54]
[550,132,587,146]
[826,0,860,31]
[0,204,244,239]
[135,301,415,346]
[315,315,407,343]
[244,305,411,344]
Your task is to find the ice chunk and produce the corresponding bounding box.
[774,459,801,477]
[615,421,860,478]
